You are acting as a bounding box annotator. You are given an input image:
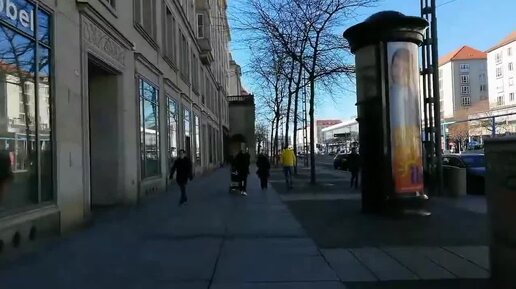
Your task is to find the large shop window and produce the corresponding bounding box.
[183,107,191,157]
[167,97,178,162]
[194,114,200,164]
[0,1,53,213]
[139,79,160,178]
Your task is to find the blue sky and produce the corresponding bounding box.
[228,0,516,121]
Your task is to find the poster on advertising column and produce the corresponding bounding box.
[387,42,424,194]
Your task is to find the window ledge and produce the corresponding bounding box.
[163,56,178,72]
[134,23,159,51]
[180,74,191,87]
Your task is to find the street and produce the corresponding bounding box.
[0,159,492,289]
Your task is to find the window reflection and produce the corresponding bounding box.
[167,98,178,162]
[139,79,160,178]
[39,46,51,201]
[0,23,38,210]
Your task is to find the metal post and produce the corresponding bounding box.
[492,116,496,137]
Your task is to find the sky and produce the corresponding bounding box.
[228,0,516,121]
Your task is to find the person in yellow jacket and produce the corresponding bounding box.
[280,146,296,190]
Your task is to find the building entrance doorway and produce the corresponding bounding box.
[87,58,121,208]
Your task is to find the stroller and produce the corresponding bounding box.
[229,166,241,193]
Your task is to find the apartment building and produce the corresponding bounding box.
[0,0,234,252]
[487,31,516,110]
[438,46,488,120]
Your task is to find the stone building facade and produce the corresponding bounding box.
[0,0,234,252]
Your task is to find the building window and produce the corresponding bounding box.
[479,73,486,83]
[461,96,471,106]
[194,115,201,164]
[197,14,205,38]
[184,107,192,158]
[460,75,469,84]
[509,62,514,71]
[138,79,160,178]
[162,5,176,64]
[510,92,515,102]
[459,64,470,72]
[497,95,505,106]
[460,86,470,95]
[510,77,515,86]
[192,53,199,93]
[167,97,178,161]
[134,0,157,40]
[0,1,54,212]
[179,32,189,81]
[496,52,503,64]
[480,84,487,92]
[496,66,503,78]
[509,47,513,56]
[103,0,116,8]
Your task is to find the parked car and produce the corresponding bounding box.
[443,154,485,194]
[333,153,349,170]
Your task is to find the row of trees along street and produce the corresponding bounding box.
[232,0,377,184]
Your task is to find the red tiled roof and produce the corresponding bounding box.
[438,45,487,66]
[486,31,516,53]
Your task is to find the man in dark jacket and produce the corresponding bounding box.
[256,154,271,190]
[348,147,360,189]
[170,149,193,206]
[234,149,250,196]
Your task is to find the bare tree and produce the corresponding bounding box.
[234,0,374,184]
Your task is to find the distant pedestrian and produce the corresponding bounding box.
[281,146,296,190]
[170,149,193,206]
[256,154,271,190]
[0,151,13,201]
[234,148,251,196]
[348,147,360,189]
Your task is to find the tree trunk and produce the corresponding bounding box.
[293,92,299,175]
[292,66,303,175]
[309,76,316,184]
[270,119,275,159]
[284,61,295,147]
[274,115,280,165]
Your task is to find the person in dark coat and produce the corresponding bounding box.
[0,151,13,201]
[256,154,271,190]
[234,149,250,196]
[347,147,360,189]
[170,149,193,206]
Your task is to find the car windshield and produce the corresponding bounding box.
[461,155,485,168]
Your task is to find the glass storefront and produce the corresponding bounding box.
[0,0,53,213]
[194,114,200,165]
[167,96,178,164]
[183,107,191,158]
[138,78,160,178]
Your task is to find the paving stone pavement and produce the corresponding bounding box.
[0,168,492,288]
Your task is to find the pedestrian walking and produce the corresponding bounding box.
[234,148,251,196]
[280,146,296,190]
[348,147,360,189]
[169,149,193,206]
[256,154,271,190]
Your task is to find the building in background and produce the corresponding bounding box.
[315,119,342,149]
[484,31,516,134]
[438,46,488,120]
[228,89,256,162]
[0,0,235,250]
[320,119,359,154]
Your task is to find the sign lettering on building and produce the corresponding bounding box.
[0,0,35,32]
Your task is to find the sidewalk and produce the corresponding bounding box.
[268,166,491,288]
[0,169,345,289]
